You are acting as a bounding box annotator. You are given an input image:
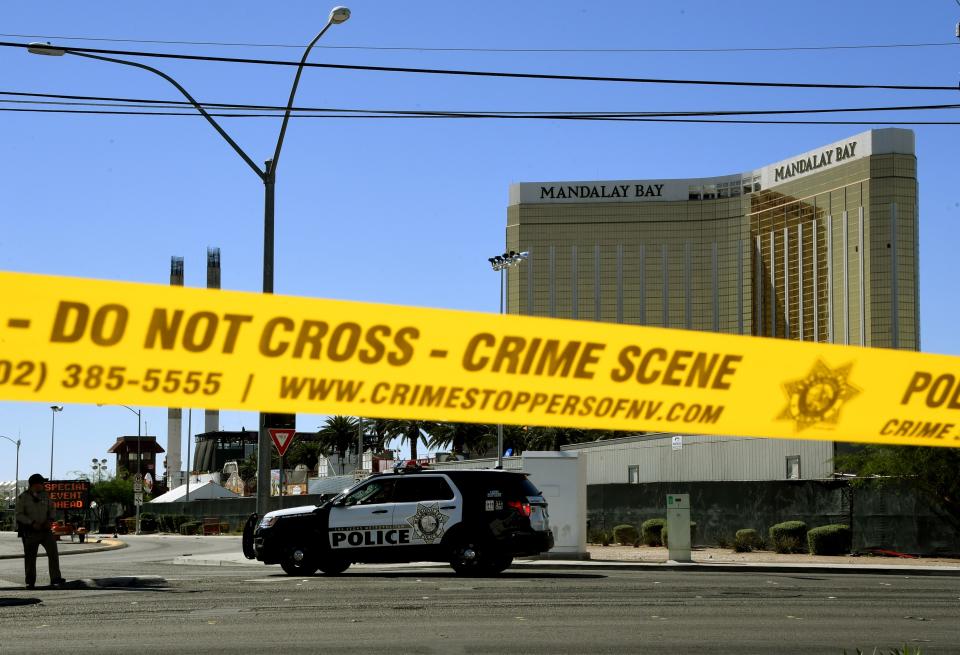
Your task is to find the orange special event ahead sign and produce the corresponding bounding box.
[1,271,958,448]
[44,480,91,511]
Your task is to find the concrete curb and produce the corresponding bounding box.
[171,552,960,577]
[0,539,127,560]
[511,560,960,577]
[172,555,248,567]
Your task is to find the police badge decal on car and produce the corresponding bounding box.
[406,502,449,544]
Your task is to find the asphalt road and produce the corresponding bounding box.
[0,536,957,654]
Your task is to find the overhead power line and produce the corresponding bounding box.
[2,41,957,92]
[1,106,958,126]
[2,90,960,119]
[1,32,957,54]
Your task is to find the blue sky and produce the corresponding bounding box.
[1,1,958,480]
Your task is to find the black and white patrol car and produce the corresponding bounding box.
[242,467,553,576]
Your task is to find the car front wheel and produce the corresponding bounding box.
[280,546,318,576]
[318,557,350,575]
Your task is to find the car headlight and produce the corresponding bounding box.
[258,516,279,529]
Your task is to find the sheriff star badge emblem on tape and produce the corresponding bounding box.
[778,360,861,431]
[406,502,449,544]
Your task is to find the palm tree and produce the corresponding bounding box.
[318,415,359,474]
[480,424,530,458]
[428,422,492,458]
[389,420,435,462]
[364,418,399,454]
[285,439,324,472]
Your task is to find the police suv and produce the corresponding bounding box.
[242,467,553,576]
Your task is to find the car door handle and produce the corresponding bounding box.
[440,505,456,510]
[372,509,389,514]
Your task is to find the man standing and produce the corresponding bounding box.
[15,474,65,589]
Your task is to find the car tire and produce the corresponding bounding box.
[280,546,318,576]
[449,537,496,576]
[318,558,351,575]
[486,554,513,575]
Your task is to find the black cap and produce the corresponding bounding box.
[28,473,46,486]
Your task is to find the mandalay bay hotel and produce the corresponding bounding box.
[505,128,919,351]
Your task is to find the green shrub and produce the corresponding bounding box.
[179,521,202,536]
[769,521,808,554]
[612,524,639,546]
[139,513,157,533]
[640,518,666,546]
[807,524,851,555]
[600,532,610,547]
[661,522,697,548]
[733,528,763,552]
[157,514,194,533]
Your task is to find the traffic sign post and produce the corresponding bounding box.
[133,473,144,535]
[268,428,296,457]
[268,428,297,510]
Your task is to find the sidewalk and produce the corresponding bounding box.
[0,531,126,560]
[173,545,960,576]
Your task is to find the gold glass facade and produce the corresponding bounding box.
[506,129,919,350]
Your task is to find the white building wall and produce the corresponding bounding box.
[566,435,834,485]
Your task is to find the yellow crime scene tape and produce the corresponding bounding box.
[1,271,958,448]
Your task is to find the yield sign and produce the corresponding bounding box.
[268,428,297,457]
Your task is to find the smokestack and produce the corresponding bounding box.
[166,256,184,487]
[205,248,221,434]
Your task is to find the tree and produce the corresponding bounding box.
[835,445,960,529]
[286,439,324,472]
[480,424,532,457]
[389,420,435,461]
[428,422,490,457]
[318,416,359,474]
[364,418,399,454]
[89,476,134,528]
[238,452,259,485]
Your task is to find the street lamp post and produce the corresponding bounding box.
[49,405,63,479]
[91,458,108,483]
[1,435,21,499]
[98,404,142,533]
[28,6,352,519]
[487,251,529,469]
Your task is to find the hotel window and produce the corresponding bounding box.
[718,183,730,199]
[628,465,640,483]
[786,456,801,480]
[742,179,753,195]
[753,176,761,192]
[702,184,717,200]
[688,185,701,200]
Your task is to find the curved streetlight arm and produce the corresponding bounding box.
[65,50,265,182]
[1,434,21,498]
[269,18,335,178]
